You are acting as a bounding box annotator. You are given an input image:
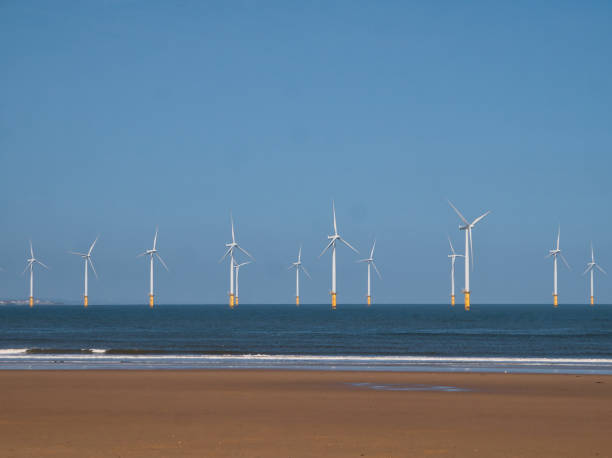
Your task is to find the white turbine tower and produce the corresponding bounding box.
[320,201,359,309]
[234,260,251,306]
[583,243,605,306]
[448,237,464,306]
[546,226,570,307]
[70,237,98,307]
[23,241,48,307]
[220,214,254,308]
[289,245,311,306]
[358,240,381,306]
[138,228,168,308]
[448,201,490,311]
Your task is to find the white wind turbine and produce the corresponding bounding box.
[138,228,168,308]
[289,245,311,306]
[320,201,359,309]
[447,237,464,306]
[448,201,490,311]
[23,241,48,307]
[70,237,98,307]
[546,226,570,307]
[358,240,381,306]
[220,214,254,308]
[234,260,251,306]
[583,243,605,306]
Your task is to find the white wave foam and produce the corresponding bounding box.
[1,352,612,365]
[0,349,27,355]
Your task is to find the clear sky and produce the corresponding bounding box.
[1,1,611,304]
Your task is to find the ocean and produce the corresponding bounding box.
[1,304,611,373]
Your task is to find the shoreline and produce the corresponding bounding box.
[1,370,611,457]
[3,351,612,374]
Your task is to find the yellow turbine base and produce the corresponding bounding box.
[553,294,558,307]
[367,296,371,306]
[464,292,470,311]
[84,296,88,308]
[451,295,455,306]
[229,294,234,308]
[29,297,34,307]
[590,296,594,306]
[235,297,239,306]
[331,292,337,310]
[149,294,154,308]
[296,296,300,306]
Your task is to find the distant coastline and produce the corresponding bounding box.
[0,299,62,306]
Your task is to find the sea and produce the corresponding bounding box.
[1,304,611,374]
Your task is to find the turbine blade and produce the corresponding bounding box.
[237,244,254,261]
[88,258,98,279]
[300,265,311,279]
[332,201,338,235]
[219,247,232,263]
[557,226,560,251]
[597,264,607,275]
[583,265,593,276]
[36,260,49,270]
[447,200,469,225]
[231,213,235,243]
[69,251,86,256]
[155,253,169,271]
[137,252,148,258]
[153,227,158,250]
[448,236,455,255]
[370,239,376,259]
[298,245,302,262]
[471,210,491,226]
[22,261,33,275]
[29,240,34,259]
[319,240,334,257]
[560,253,570,270]
[340,237,359,254]
[372,261,382,279]
[88,236,99,256]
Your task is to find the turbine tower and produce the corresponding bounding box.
[447,237,464,306]
[234,260,251,306]
[24,241,48,307]
[583,243,606,306]
[448,201,490,311]
[546,227,570,307]
[70,237,98,307]
[138,228,168,308]
[289,245,311,306]
[220,214,253,308]
[358,240,381,306]
[320,201,358,309]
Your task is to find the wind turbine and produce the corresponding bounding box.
[138,228,168,308]
[319,201,359,309]
[358,240,381,306]
[546,226,570,307]
[289,245,311,306]
[220,214,254,308]
[583,243,606,306]
[234,260,251,306]
[23,241,48,307]
[70,237,98,307]
[448,237,464,306]
[448,201,490,311]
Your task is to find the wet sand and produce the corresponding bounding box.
[0,370,610,457]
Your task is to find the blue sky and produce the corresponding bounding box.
[1,1,611,304]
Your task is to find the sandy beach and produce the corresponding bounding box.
[0,370,610,457]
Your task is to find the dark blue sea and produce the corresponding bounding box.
[1,304,611,373]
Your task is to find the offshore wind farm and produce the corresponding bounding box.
[4,199,609,309]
